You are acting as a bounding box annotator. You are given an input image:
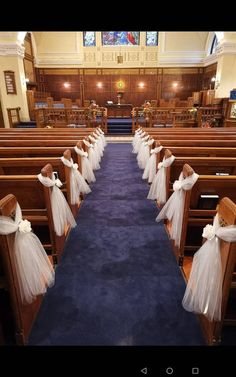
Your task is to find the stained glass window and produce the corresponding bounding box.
[146,32,158,46]
[83,32,96,46]
[102,32,140,45]
[210,35,218,54]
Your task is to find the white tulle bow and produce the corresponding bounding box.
[150,146,163,154]
[74,146,88,158]
[74,146,95,183]
[37,173,76,236]
[156,171,199,247]
[83,139,94,148]
[0,202,55,304]
[142,145,164,183]
[182,213,236,321]
[202,224,216,240]
[18,219,32,233]
[61,156,91,203]
[147,155,176,202]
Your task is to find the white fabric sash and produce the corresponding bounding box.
[142,145,163,183]
[61,156,91,203]
[156,171,199,247]
[83,139,94,149]
[182,214,236,321]
[137,138,155,170]
[89,135,103,159]
[96,129,107,147]
[147,155,176,201]
[132,131,147,154]
[74,145,88,158]
[74,146,95,183]
[83,139,100,170]
[38,173,76,236]
[0,203,55,304]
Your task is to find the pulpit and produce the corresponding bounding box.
[106,104,133,118]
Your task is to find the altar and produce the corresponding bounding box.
[106,104,133,118]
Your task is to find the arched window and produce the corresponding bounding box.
[210,34,218,55]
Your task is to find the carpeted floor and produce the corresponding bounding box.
[28,143,205,345]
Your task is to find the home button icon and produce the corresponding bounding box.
[166,367,174,374]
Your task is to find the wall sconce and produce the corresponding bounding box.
[97,82,103,88]
[172,82,178,88]
[215,79,220,90]
[210,76,220,90]
[63,82,70,88]
[138,82,145,88]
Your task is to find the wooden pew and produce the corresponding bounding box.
[164,152,236,202]
[162,164,236,266]
[0,144,85,174]
[186,197,236,345]
[0,152,86,217]
[0,165,74,264]
[0,194,48,345]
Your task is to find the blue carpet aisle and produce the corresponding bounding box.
[29,143,205,345]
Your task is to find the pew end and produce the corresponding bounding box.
[194,197,236,345]
[0,194,43,345]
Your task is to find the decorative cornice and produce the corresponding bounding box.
[158,51,205,66]
[203,53,218,66]
[216,41,236,55]
[0,43,25,58]
[36,58,83,66]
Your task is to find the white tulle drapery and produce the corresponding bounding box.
[137,139,155,170]
[89,135,103,160]
[147,155,176,202]
[142,145,163,183]
[96,128,107,147]
[182,214,236,321]
[74,146,96,183]
[156,172,199,247]
[132,128,142,152]
[60,156,91,204]
[83,139,100,171]
[93,132,104,155]
[37,173,76,236]
[132,131,147,154]
[0,203,55,304]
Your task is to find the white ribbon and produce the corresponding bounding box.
[0,203,55,304]
[74,146,96,183]
[142,145,163,183]
[137,138,154,170]
[83,139,94,148]
[37,173,76,236]
[74,146,88,158]
[89,135,97,144]
[83,139,100,170]
[156,171,199,247]
[61,156,91,203]
[147,155,176,201]
[93,132,100,139]
[97,127,104,135]
[182,214,236,321]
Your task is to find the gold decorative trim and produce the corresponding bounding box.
[43,69,78,75]
[163,68,199,74]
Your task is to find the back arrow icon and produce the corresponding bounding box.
[141,367,148,374]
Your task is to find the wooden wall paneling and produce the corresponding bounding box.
[35,67,215,108]
[202,63,217,90]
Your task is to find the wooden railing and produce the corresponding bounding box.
[34,107,108,133]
